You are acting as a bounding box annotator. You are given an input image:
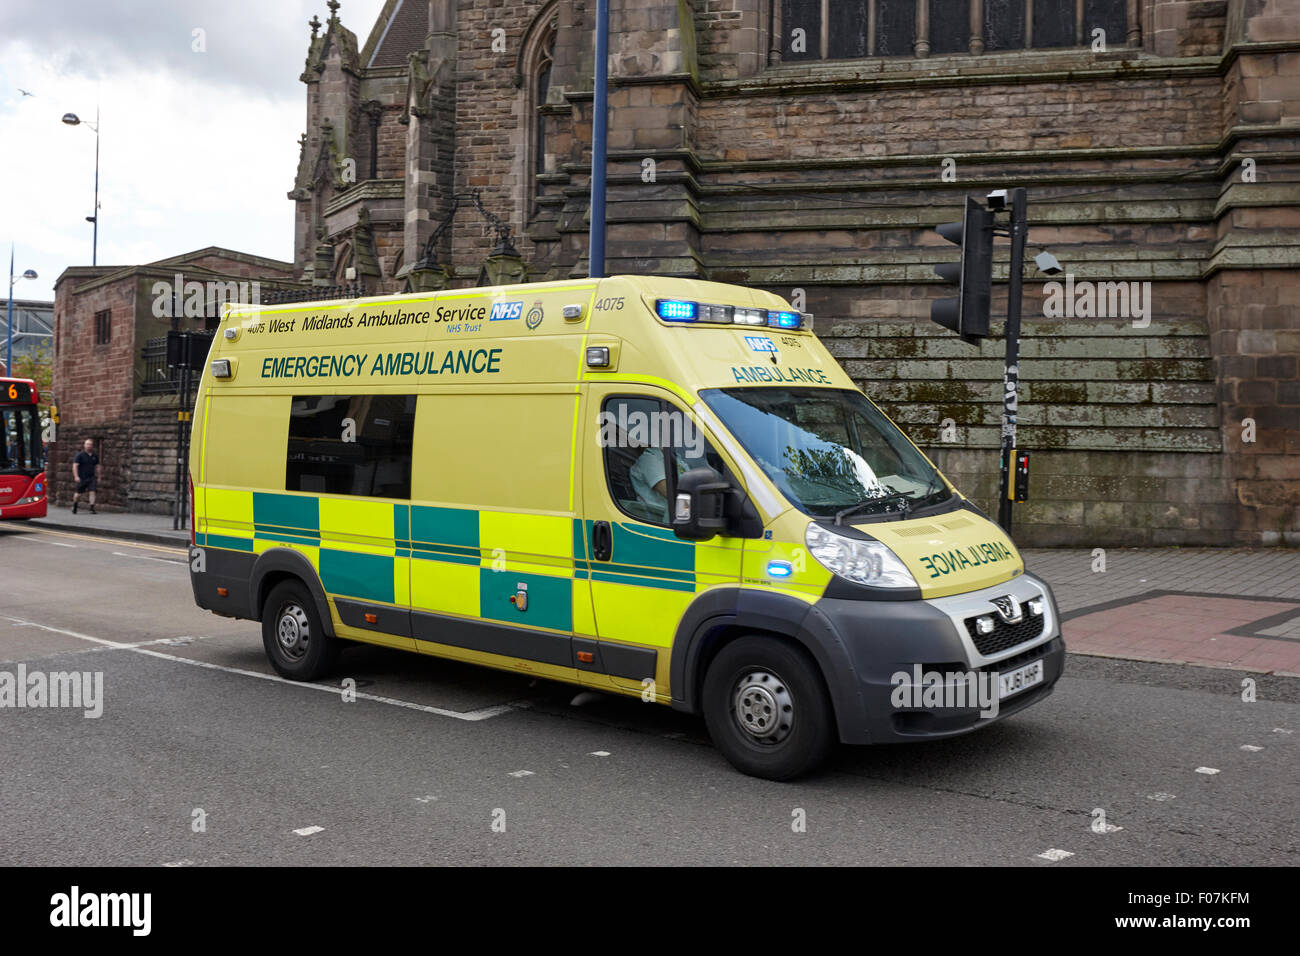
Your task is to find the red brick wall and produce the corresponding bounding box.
[50,275,139,508]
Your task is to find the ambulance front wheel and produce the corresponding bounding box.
[702,636,836,780]
[262,580,340,681]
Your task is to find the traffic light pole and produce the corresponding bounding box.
[588,0,609,278]
[996,188,1027,534]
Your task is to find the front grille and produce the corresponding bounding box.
[980,642,1052,674]
[965,602,1045,656]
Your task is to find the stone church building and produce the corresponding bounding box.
[286,0,1297,546]
[51,0,1298,546]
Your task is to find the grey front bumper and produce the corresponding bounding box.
[810,571,1065,744]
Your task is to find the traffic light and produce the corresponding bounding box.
[166,330,212,371]
[1010,449,1029,502]
[931,196,994,344]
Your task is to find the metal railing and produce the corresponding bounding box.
[261,282,366,306]
[141,332,214,395]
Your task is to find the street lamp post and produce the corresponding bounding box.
[62,109,100,266]
[6,246,39,375]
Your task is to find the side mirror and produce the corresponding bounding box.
[672,468,733,541]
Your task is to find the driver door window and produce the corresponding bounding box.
[599,395,727,527]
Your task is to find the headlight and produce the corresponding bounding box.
[805,523,918,589]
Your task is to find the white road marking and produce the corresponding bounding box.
[508,770,535,778]
[1273,727,1294,734]
[1147,792,1176,802]
[1093,824,1123,834]
[0,619,213,652]
[1195,767,1220,775]
[414,795,437,804]
[25,538,77,548]
[1037,849,1074,862]
[1240,744,1263,752]
[293,826,324,836]
[1,616,134,649]
[0,613,526,722]
[589,751,610,757]
[112,551,186,565]
[161,859,194,867]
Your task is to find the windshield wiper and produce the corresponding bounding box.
[916,474,943,504]
[835,491,912,525]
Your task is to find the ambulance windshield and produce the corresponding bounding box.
[701,387,953,522]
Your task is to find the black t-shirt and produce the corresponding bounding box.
[74,451,99,478]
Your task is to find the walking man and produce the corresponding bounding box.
[72,438,100,515]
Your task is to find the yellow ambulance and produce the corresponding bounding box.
[188,275,1064,779]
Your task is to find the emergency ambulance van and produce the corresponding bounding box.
[188,275,1064,779]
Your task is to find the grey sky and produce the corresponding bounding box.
[0,0,387,302]
[0,0,374,97]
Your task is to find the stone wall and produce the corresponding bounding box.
[820,315,1235,546]
[128,397,190,515]
[449,0,540,267]
[49,272,139,509]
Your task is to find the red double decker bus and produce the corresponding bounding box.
[0,377,47,519]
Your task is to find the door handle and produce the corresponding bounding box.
[592,521,612,562]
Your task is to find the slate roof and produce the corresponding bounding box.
[367,0,428,68]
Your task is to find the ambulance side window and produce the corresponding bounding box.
[600,395,727,527]
[285,394,416,499]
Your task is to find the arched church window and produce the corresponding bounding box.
[534,22,555,175]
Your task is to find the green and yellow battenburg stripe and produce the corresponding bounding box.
[193,486,783,697]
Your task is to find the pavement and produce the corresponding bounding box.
[31,505,191,547]
[1025,549,1300,676]
[28,505,1300,676]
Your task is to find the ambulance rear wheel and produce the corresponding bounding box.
[262,580,339,681]
[702,636,835,780]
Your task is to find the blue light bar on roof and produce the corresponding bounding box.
[768,311,800,330]
[656,299,697,321]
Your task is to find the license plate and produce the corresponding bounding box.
[999,659,1044,699]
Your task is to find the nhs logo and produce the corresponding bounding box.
[744,335,778,353]
[490,300,524,321]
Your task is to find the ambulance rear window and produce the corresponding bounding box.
[285,394,416,499]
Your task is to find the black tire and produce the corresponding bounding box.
[261,580,339,681]
[702,636,836,781]
[702,639,832,780]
